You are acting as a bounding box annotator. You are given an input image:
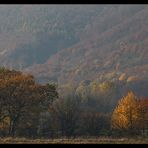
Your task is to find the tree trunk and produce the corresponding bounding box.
[8,119,17,137]
[8,120,12,136]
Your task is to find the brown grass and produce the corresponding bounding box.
[0,137,147,144]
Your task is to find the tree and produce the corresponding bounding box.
[78,110,110,136]
[127,76,139,83]
[58,82,76,98]
[89,81,100,97]
[111,91,140,134]
[138,98,148,135]
[119,73,127,81]
[49,95,81,137]
[76,82,88,100]
[0,68,58,137]
[99,81,115,92]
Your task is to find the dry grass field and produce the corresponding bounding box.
[0,137,147,144]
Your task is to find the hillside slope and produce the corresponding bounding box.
[0,5,148,89]
[0,5,104,69]
[27,5,148,86]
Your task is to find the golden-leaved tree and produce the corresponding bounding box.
[111,91,141,131]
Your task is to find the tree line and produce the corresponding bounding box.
[0,68,147,138]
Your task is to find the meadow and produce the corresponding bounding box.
[0,137,147,144]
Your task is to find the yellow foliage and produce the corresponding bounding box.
[0,117,10,130]
[89,81,99,95]
[99,81,114,92]
[111,91,140,130]
[76,83,88,99]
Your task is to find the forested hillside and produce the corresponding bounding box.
[0,5,148,88]
[0,5,148,106]
[25,5,148,87]
[0,5,148,141]
[0,5,104,69]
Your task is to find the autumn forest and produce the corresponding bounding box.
[0,5,148,144]
[0,67,147,140]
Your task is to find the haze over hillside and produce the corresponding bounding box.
[0,5,104,69]
[0,5,148,89]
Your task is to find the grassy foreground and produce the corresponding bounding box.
[0,137,148,144]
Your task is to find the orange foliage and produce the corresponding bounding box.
[0,68,58,136]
